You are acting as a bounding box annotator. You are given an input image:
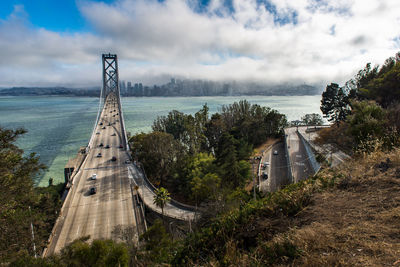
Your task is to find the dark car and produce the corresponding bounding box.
[90,187,97,195]
[119,144,123,148]
[111,156,117,162]
[99,122,103,125]
[111,133,116,136]
[102,126,106,129]
[99,143,104,147]
[97,153,102,157]
[105,145,110,149]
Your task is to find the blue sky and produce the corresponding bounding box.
[0,0,88,31]
[0,0,399,87]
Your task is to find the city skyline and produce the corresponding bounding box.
[0,0,399,88]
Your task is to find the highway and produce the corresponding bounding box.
[259,142,288,192]
[45,93,139,255]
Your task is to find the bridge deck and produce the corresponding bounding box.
[45,94,139,255]
[45,91,197,255]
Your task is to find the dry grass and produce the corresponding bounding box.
[286,149,400,266]
[253,138,280,157]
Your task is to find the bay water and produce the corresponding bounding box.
[0,95,322,186]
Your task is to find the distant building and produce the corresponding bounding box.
[127,82,133,96]
[119,80,126,95]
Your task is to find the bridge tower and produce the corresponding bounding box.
[102,54,120,99]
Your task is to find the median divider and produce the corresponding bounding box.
[297,131,321,174]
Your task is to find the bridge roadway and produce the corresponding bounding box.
[45,93,139,255]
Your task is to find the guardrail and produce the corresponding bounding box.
[117,90,130,153]
[87,89,104,152]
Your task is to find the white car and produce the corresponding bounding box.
[91,174,97,180]
[273,150,278,155]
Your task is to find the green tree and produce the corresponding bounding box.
[153,187,171,224]
[189,153,221,204]
[320,83,352,125]
[362,61,400,108]
[205,113,226,153]
[347,100,387,148]
[216,133,247,188]
[0,127,51,262]
[301,113,324,125]
[130,132,182,186]
[152,108,207,154]
[139,219,174,264]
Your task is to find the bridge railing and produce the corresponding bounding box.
[116,90,130,153]
[87,87,104,152]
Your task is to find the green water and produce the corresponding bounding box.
[0,95,322,186]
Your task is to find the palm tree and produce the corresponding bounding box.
[153,187,171,225]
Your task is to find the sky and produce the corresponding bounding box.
[0,0,399,88]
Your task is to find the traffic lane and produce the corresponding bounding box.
[259,148,271,192]
[291,133,313,183]
[269,142,288,191]
[50,96,135,253]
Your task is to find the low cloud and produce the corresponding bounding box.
[0,0,400,88]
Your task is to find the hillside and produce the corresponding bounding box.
[169,151,400,266]
[277,152,400,266]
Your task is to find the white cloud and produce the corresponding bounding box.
[0,0,400,88]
